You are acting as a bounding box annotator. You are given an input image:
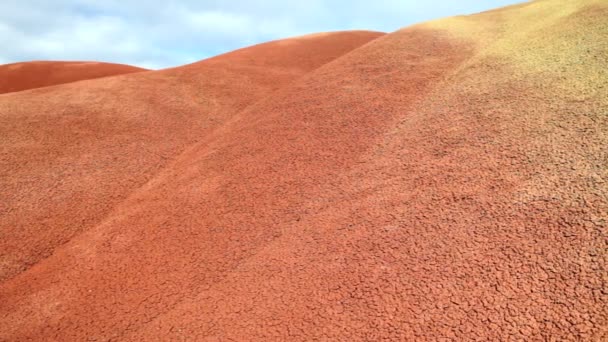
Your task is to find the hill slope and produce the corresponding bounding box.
[0,30,383,282]
[0,61,147,94]
[1,0,607,340]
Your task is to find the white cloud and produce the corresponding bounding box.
[183,10,251,35]
[0,0,524,69]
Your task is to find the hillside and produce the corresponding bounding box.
[0,61,147,94]
[0,0,606,340]
[0,30,383,283]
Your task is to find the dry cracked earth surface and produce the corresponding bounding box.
[0,0,606,341]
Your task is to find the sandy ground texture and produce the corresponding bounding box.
[0,0,606,340]
[0,61,148,94]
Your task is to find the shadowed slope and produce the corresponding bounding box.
[0,30,383,282]
[1,0,607,341]
[0,61,147,94]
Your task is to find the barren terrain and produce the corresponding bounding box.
[0,0,606,340]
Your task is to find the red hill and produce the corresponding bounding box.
[0,61,147,94]
[0,1,606,340]
[0,31,383,283]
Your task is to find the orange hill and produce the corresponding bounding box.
[0,61,148,94]
[0,30,383,283]
[0,1,606,341]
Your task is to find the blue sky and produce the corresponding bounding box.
[0,0,524,69]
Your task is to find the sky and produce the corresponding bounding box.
[0,0,524,69]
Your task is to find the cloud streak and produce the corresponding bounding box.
[0,0,523,69]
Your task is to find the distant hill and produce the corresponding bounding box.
[0,61,147,94]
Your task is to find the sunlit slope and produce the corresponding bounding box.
[0,25,467,341]
[1,0,606,341]
[0,61,147,94]
[0,31,383,283]
[132,1,607,340]
[163,2,607,339]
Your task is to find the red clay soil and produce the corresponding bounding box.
[0,61,147,94]
[0,30,383,284]
[1,1,607,341]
